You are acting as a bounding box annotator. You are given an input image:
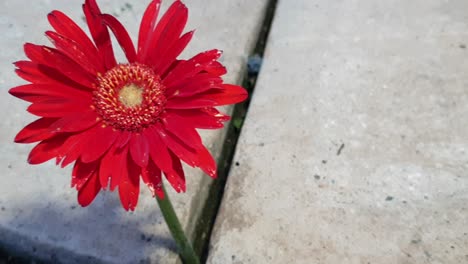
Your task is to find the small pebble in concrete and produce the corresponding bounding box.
[247,54,263,76]
[336,143,345,156]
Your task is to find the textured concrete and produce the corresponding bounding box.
[208,0,468,263]
[0,0,268,263]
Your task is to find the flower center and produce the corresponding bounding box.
[93,63,166,132]
[119,84,143,108]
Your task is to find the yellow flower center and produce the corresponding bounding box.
[93,63,166,132]
[119,84,143,108]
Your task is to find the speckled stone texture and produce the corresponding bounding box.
[0,0,268,263]
[207,0,468,263]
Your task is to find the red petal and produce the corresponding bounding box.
[9,83,90,103]
[14,118,58,143]
[167,108,230,129]
[71,159,98,189]
[45,31,100,75]
[118,155,140,211]
[101,14,137,63]
[166,72,222,98]
[83,0,116,69]
[211,84,248,105]
[164,151,186,193]
[166,84,248,109]
[14,61,92,91]
[158,128,198,168]
[27,99,91,118]
[141,159,163,198]
[144,127,174,174]
[24,43,96,88]
[99,146,115,189]
[110,146,129,191]
[138,0,162,59]
[49,111,99,133]
[14,61,46,84]
[47,10,104,72]
[59,131,91,168]
[162,49,222,87]
[115,131,132,148]
[147,1,188,67]
[28,134,69,164]
[129,134,149,168]
[156,31,193,76]
[157,124,217,178]
[143,0,186,64]
[197,146,217,178]
[204,60,227,76]
[80,125,119,163]
[162,113,203,148]
[165,97,215,109]
[77,169,101,207]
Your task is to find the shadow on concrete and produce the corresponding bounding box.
[0,190,178,264]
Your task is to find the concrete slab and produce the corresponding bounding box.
[0,0,268,263]
[208,0,468,263]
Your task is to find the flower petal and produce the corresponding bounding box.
[115,131,132,148]
[167,108,229,129]
[23,43,96,88]
[59,132,91,168]
[204,60,227,76]
[166,72,222,98]
[129,133,149,168]
[143,0,186,65]
[158,128,198,168]
[162,113,203,148]
[156,30,194,76]
[80,125,119,163]
[156,121,217,178]
[138,0,162,59]
[110,145,129,191]
[77,169,101,207]
[101,14,137,63]
[83,0,116,69]
[162,49,223,87]
[147,1,188,67]
[72,158,99,190]
[144,127,174,174]
[99,145,116,189]
[164,151,186,193]
[165,84,247,109]
[118,155,140,211]
[28,134,69,164]
[196,146,217,178]
[141,159,163,198]
[9,83,90,103]
[45,31,99,75]
[14,61,92,91]
[14,118,58,143]
[49,111,99,133]
[27,99,92,118]
[47,10,104,72]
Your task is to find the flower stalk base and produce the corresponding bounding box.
[156,184,200,264]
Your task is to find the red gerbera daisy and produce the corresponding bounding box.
[9,0,247,211]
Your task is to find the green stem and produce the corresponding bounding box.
[156,184,200,264]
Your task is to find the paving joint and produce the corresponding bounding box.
[188,0,279,262]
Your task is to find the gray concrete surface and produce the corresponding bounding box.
[208,0,468,263]
[0,0,268,263]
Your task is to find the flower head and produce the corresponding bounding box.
[10,0,247,211]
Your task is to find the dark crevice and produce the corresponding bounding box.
[192,0,279,263]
